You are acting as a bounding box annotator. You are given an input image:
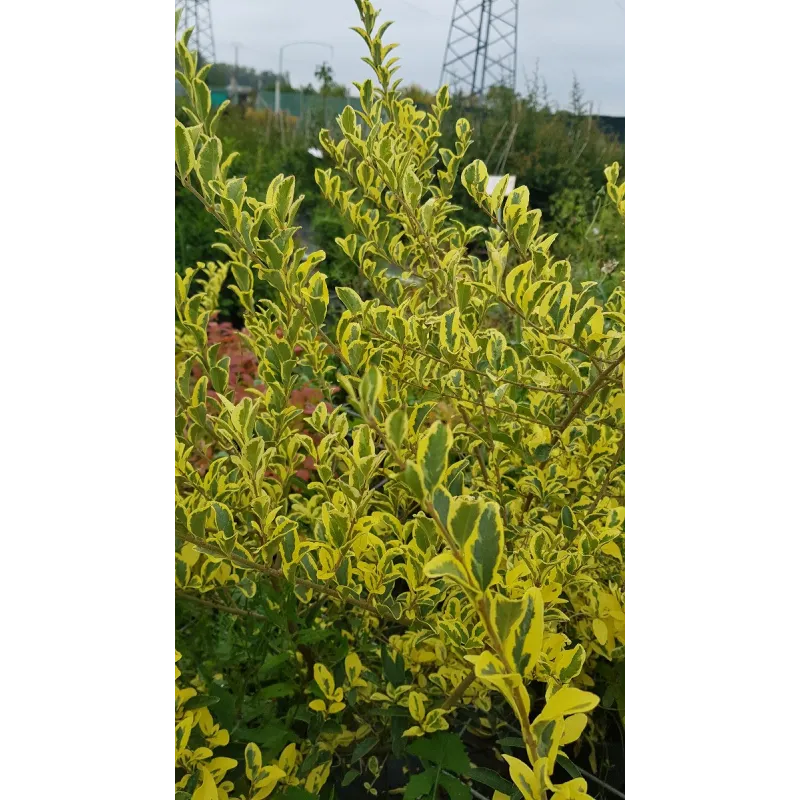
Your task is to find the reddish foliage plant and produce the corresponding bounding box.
[190,315,338,482]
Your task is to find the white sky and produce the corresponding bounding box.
[209,0,625,116]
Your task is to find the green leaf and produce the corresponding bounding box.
[403,768,436,800]
[391,713,407,758]
[467,767,515,795]
[194,79,212,120]
[350,735,379,764]
[336,285,364,314]
[407,732,470,773]
[380,643,406,685]
[231,262,253,292]
[258,652,291,678]
[183,694,220,710]
[461,159,488,195]
[282,788,317,800]
[557,644,586,683]
[258,682,296,700]
[403,168,423,206]
[342,769,360,787]
[359,365,384,417]
[239,724,291,751]
[196,136,222,188]
[274,175,296,220]
[340,105,357,135]
[545,281,573,332]
[533,444,552,462]
[307,271,329,328]
[439,308,462,353]
[439,773,471,800]
[385,408,408,451]
[497,737,525,749]
[399,463,425,501]
[423,552,470,586]
[432,486,451,529]
[212,502,234,539]
[207,682,236,730]
[448,497,481,549]
[539,353,582,391]
[556,754,582,780]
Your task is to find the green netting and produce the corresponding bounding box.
[207,88,362,119]
[256,91,362,118]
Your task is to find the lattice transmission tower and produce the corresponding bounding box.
[176,0,216,66]
[440,0,519,98]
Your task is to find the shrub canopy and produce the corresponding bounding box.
[175,2,625,799]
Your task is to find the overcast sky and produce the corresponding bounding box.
[209,0,624,116]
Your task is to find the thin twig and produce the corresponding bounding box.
[176,589,270,622]
[586,431,625,515]
[557,351,624,433]
[441,671,477,710]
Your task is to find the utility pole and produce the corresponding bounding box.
[275,41,334,114]
[229,42,242,104]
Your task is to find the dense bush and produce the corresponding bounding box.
[175,3,624,799]
[176,46,624,325]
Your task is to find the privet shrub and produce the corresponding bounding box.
[175,2,624,799]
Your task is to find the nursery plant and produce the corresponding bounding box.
[175,2,625,799]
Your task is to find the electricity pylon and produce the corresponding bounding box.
[176,0,216,65]
[440,0,519,98]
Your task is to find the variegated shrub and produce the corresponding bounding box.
[175,2,624,799]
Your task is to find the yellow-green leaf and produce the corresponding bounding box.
[418,421,452,494]
[466,651,527,718]
[511,587,544,676]
[555,644,586,683]
[306,271,329,328]
[360,365,385,417]
[385,408,408,451]
[560,713,588,745]
[244,742,262,781]
[439,308,462,353]
[345,652,363,684]
[175,121,195,179]
[423,552,470,587]
[502,755,537,800]
[600,541,623,561]
[408,691,426,722]
[192,767,218,800]
[537,687,599,722]
[305,761,331,793]
[196,136,222,189]
[464,502,504,591]
[314,663,336,699]
[592,618,608,645]
[448,497,482,549]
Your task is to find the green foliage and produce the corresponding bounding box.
[175,3,624,799]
